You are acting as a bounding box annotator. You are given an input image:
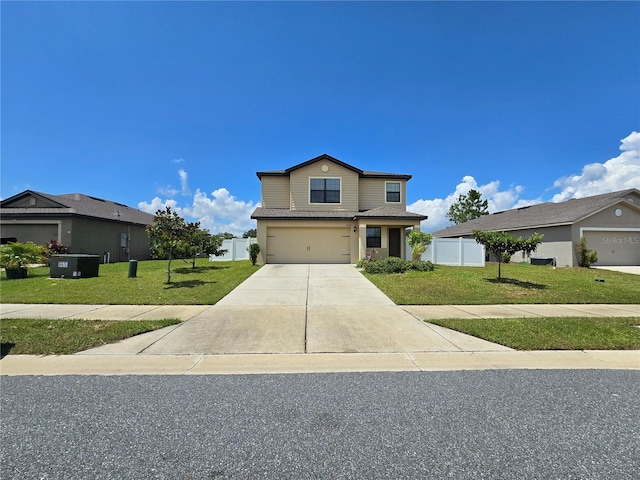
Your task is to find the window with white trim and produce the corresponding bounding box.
[386,182,401,203]
[310,178,340,203]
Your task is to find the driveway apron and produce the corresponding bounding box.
[133,264,508,355]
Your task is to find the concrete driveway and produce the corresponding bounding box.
[86,264,509,355]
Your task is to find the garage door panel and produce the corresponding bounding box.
[267,227,350,264]
[585,231,640,266]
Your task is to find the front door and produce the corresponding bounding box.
[389,228,401,258]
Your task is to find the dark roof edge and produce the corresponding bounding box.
[256,154,412,180]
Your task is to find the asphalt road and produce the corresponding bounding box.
[2,370,638,479]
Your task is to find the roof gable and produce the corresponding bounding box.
[0,190,155,226]
[0,190,67,209]
[256,154,412,180]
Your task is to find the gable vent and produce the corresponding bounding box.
[29,198,36,206]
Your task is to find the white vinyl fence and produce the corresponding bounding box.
[406,237,485,267]
[209,237,258,261]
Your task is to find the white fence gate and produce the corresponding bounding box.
[209,238,258,261]
[406,237,485,267]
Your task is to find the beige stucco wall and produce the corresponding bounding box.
[256,219,418,264]
[289,161,359,211]
[261,176,290,208]
[359,178,407,210]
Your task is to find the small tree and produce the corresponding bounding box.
[146,207,193,284]
[248,243,260,266]
[473,230,543,281]
[576,236,598,267]
[242,228,257,238]
[447,189,489,225]
[407,230,433,261]
[185,228,227,269]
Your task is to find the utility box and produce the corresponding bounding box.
[50,254,100,279]
[531,257,555,266]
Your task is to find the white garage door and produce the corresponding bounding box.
[584,231,640,266]
[266,227,351,264]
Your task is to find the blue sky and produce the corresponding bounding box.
[2,1,639,234]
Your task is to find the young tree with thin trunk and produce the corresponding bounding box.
[146,207,194,284]
[473,230,543,281]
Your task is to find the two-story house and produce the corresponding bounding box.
[251,154,427,264]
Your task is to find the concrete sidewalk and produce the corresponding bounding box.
[1,263,639,375]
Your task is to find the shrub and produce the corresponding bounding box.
[356,258,370,269]
[248,242,261,266]
[0,241,46,276]
[407,260,435,272]
[364,257,408,274]
[576,237,598,267]
[45,239,70,257]
[363,257,434,274]
[407,230,433,261]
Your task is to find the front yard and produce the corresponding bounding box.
[0,259,258,305]
[364,263,640,305]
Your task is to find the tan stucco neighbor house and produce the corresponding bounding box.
[251,154,427,264]
[432,188,640,267]
[0,190,155,262]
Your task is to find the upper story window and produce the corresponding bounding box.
[310,178,340,203]
[386,182,401,203]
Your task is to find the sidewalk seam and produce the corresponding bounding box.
[137,322,186,354]
[182,354,205,374]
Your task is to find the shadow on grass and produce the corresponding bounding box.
[1,342,15,358]
[164,280,216,289]
[486,278,547,289]
[174,265,230,274]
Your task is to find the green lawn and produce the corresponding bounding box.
[0,318,181,355]
[429,316,640,350]
[364,263,640,305]
[0,258,259,305]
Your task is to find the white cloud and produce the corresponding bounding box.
[137,196,178,214]
[408,176,539,233]
[178,169,191,196]
[157,185,179,197]
[179,188,258,234]
[139,188,258,236]
[171,158,185,164]
[142,167,259,236]
[409,131,640,233]
[552,131,640,202]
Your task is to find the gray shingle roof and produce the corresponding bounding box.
[256,154,412,180]
[251,206,427,221]
[432,189,640,237]
[0,190,155,226]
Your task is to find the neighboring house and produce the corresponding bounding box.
[0,190,155,262]
[432,188,640,267]
[251,154,427,264]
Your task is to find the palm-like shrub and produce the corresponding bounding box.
[0,242,46,278]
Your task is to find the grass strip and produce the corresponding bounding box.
[0,318,181,355]
[364,263,640,304]
[429,316,640,350]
